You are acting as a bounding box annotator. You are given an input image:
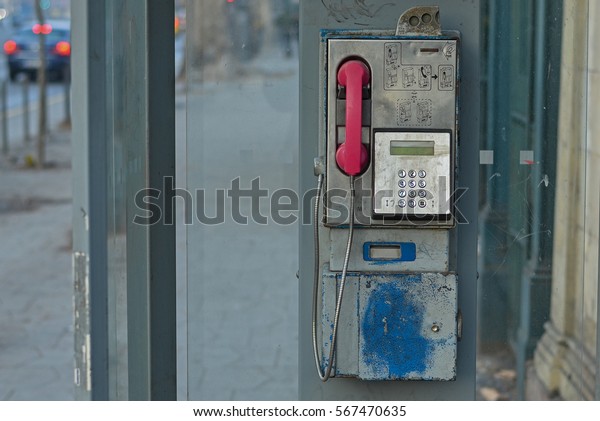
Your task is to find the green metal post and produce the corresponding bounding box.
[73,0,176,401]
[72,0,110,400]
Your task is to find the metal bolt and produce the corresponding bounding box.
[431,324,440,333]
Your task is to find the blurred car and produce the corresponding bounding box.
[3,20,70,82]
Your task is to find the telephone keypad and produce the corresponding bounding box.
[396,168,434,213]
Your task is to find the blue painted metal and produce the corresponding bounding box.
[362,242,417,263]
[358,273,457,380]
[361,279,430,377]
[321,270,457,381]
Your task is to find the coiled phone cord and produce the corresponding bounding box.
[312,175,355,382]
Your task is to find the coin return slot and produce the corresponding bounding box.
[369,245,402,260]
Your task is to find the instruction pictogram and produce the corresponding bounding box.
[418,65,432,89]
[438,65,454,91]
[396,98,432,126]
[384,43,399,89]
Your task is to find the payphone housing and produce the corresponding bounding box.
[314,7,460,382]
[324,35,458,226]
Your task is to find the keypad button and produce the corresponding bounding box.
[418,199,427,208]
[418,170,427,178]
[398,199,406,208]
[408,190,417,198]
[398,190,406,198]
[408,170,417,178]
[408,180,417,188]
[418,190,427,198]
[408,199,416,208]
[418,180,426,188]
[398,170,406,178]
[398,180,406,188]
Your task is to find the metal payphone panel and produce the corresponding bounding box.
[373,131,451,218]
[312,7,461,383]
[324,37,459,227]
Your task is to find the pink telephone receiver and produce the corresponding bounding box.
[335,60,370,176]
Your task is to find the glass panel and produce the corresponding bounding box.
[476,0,592,400]
[183,0,299,400]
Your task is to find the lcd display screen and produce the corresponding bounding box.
[390,140,435,156]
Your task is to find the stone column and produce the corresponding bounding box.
[533,0,598,400]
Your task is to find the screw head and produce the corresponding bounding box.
[431,324,440,333]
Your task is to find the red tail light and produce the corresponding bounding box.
[32,23,52,35]
[55,41,70,56]
[3,40,18,55]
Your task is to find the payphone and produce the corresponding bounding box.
[312,6,460,382]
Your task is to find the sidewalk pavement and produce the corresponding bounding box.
[0,131,73,400]
[182,47,299,400]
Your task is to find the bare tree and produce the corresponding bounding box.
[186,0,230,82]
[35,1,48,168]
